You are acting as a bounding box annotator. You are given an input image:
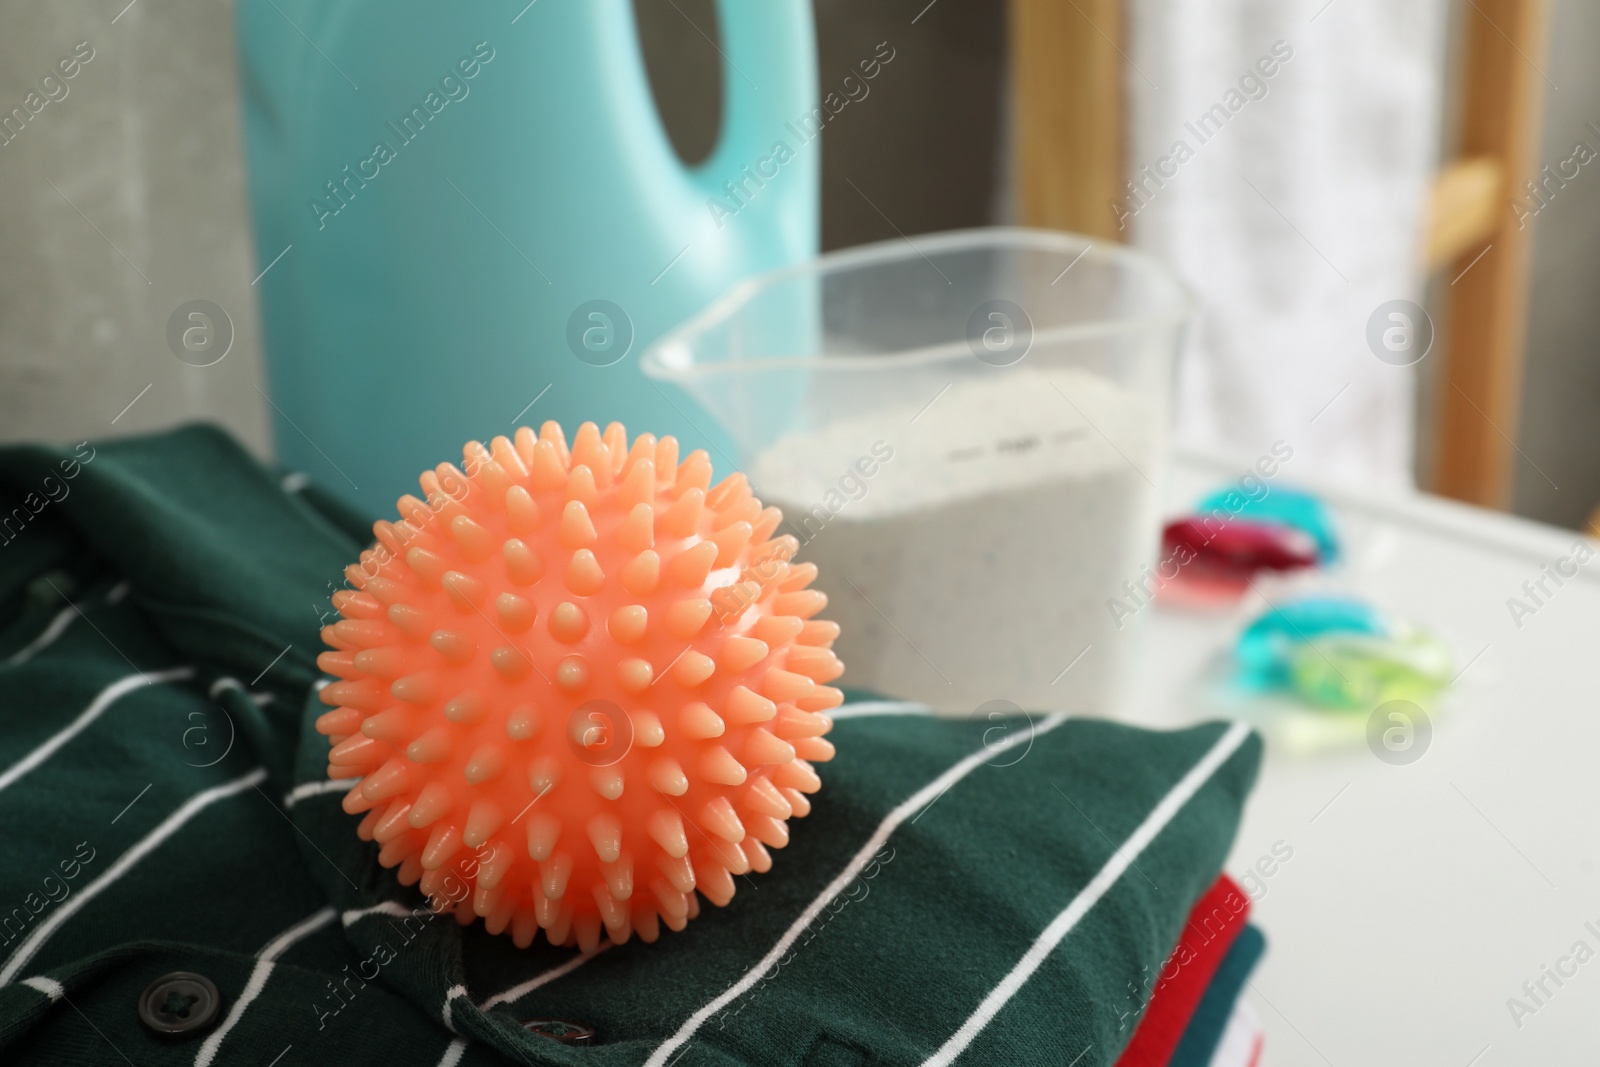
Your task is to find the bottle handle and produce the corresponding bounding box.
[684,0,817,203]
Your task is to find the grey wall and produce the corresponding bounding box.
[0,0,269,455]
[1512,0,1600,531]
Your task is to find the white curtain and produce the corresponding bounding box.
[1125,0,1449,490]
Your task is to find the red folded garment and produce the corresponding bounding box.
[1114,874,1251,1067]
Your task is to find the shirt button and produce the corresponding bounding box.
[522,1018,596,1045]
[138,972,222,1036]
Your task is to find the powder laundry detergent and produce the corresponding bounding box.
[751,367,1161,713]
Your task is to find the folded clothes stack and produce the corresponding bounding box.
[1112,877,1266,1067]
[0,427,1265,1066]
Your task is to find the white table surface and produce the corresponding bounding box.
[1127,452,1600,1066]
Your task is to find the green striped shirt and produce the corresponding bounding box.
[0,427,1260,1065]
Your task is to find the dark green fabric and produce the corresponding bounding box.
[0,425,1261,1066]
[1170,925,1266,1067]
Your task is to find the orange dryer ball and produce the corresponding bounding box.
[315,421,843,952]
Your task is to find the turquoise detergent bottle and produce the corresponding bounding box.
[234,0,818,512]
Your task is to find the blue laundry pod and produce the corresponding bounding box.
[1235,595,1388,687]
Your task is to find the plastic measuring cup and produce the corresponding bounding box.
[642,228,1192,715]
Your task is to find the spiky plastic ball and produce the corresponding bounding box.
[315,421,842,951]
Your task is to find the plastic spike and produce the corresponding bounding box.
[589,765,625,800]
[351,647,408,679]
[783,644,845,682]
[601,422,629,468]
[360,708,412,743]
[752,506,783,542]
[709,521,754,567]
[723,686,777,726]
[647,757,689,796]
[712,496,762,532]
[706,472,749,510]
[672,651,716,688]
[654,436,679,476]
[570,423,611,486]
[560,500,598,548]
[495,593,536,633]
[526,812,561,861]
[751,614,805,646]
[631,710,664,747]
[699,746,748,786]
[646,809,689,858]
[405,727,455,764]
[773,590,828,618]
[622,433,656,479]
[463,745,506,784]
[659,488,704,538]
[548,602,590,643]
[504,485,541,537]
[620,549,660,595]
[490,434,528,479]
[565,549,605,596]
[538,420,569,464]
[443,690,486,724]
[502,539,546,586]
[718,635,769,673]
[528,439,567,491]
[792,737,836,762]
[678,701,725,740]
[617,658,653,692]
[608,604,648,645]
[668,541,718,587]
[567,464,600,505]
[665,597,713,638]
[617,503,655,552]
[429,629,477,664]
[798,619,841,646]
[462,800,504,847]
[619,459,655,510]
[383,605,429,640]
[505,704,540,740]
[742,776,793,820]
[554,654,589,690]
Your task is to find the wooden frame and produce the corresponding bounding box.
[1010,0,1551,508]
[1010,0,1125,241]
[1430,0,1550,506]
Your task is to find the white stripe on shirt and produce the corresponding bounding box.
[829,700,935,720]
[285,777,360,808]
[0,767,267,985]
[194,906,338,1067]
[258,905,340,961]
[6,604,80,665]
[0,667,195,796]
[919,722,1254,1066]
[208,676,276,707]
[479,944,609,1011]
[20,975,64,1001]
[342,901,414,925]
[441,984,468,1031]
[644,713,1071,1067]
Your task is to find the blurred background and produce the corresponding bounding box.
[0,0,1593,529]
